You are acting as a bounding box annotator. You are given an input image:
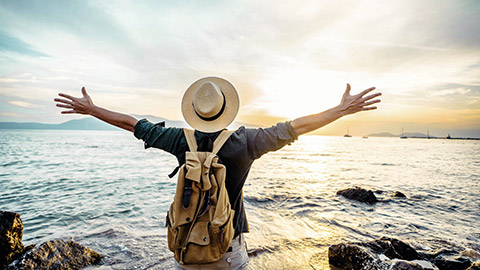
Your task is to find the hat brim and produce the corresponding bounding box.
[182,77,239,133]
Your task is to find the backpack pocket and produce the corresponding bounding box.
[211,209,235,255]
[187,220,210,246]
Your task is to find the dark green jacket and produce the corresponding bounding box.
[134,119,298,237]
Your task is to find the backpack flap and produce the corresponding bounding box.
[187,220,210,246]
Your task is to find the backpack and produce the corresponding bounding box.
[166,128,235,265]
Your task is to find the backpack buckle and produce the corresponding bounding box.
[182,180,193,209]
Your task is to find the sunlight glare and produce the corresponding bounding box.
[254,68,377,119]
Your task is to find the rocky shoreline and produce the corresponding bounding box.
[0,211,101,269]
[2,186,479,269]
[331,187,480,270]
[329,236,480,270]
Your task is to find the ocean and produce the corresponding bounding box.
[1,129,479,269]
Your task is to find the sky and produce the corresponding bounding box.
[0,0,479,137]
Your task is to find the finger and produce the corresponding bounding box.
[56,103,73,109]
[54,98,73,105]
[361,92,382,102]
[360,106,377,111]
[362,99,381,107]
[344,83,351,96]
[81,87,88,97]
[358,87,376,97]
[58,93,76,101]
[61,110,76,114]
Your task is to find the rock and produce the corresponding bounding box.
[391,260,428,270]
[329,236,480,270]
[328,243,381,269]
[461,249,480,260]
[468,260,480,270]
[2,211,102,269]
[329,237,437,270]
[337,187,378,203]
[8,239,102,269]
[420,246,475,270]
[433,255,472,270]
[393,191,407,198]
[0,211,25,268]
[364,237,420,261]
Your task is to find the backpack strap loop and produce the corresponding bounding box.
[183,129,197,151]
[182,178,193,209]
[212,130,234,155]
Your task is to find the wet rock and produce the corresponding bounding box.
[329,237,425,270]
[0,211,25,268]
[328,243,381,269]
[337,187,378,203]
[393,191,407,198]
[8,239,102,269]
[329,236,480,270]
[419,245,477,270]
[391,260,428,270]
[468,260,480,270]
[461,249,480,260]
[433,254,472,270]
[364,237,420,261]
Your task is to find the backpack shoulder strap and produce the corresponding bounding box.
[183,129,197,152]
[212,130,234,155]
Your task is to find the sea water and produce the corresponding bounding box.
[1,130,479,269]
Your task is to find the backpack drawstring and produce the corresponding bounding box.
[179,191,206,265]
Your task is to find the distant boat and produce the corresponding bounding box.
[362,136,368,139]
[344,126,352,137]
[400,127,407,139]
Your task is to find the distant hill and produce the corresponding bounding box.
[0,115,260,131]
[0,118,119,130]
[368,132,433,138]
[367,132,396,137]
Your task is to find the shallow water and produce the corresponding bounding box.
[1,130,479,269]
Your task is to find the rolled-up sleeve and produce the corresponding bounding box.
[133,119,184,156]
[246,121,298,160]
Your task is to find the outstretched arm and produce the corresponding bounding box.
[54,87,138,132]
[291,84,381,136]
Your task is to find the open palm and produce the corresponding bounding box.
[338,84,381,116]
[54,87,95,115]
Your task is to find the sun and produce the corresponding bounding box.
[251,68,351,119]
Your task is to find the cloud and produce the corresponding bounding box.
[430,88,471,97]
[8,100,43,108]
[0,31,48,57]
[0,0,479,135]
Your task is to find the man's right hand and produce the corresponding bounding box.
[337,84,381,116]
[291,83,381,136]
[55,87,95,115]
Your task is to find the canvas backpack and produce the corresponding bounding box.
[166,128,235,265]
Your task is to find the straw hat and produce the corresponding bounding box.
[181,77,239,132]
